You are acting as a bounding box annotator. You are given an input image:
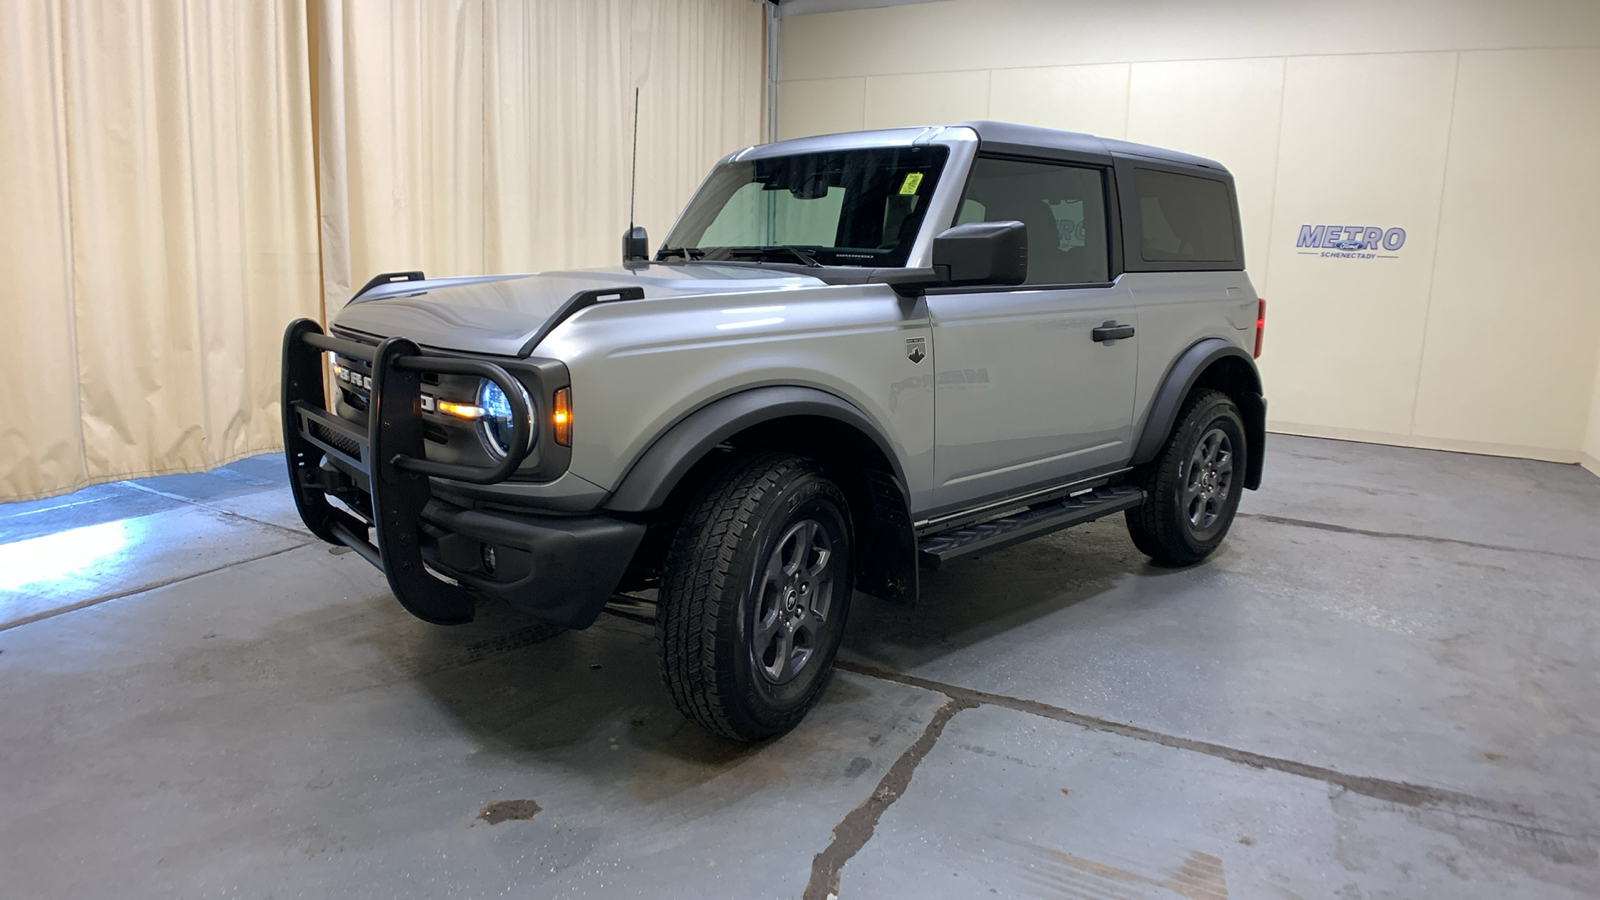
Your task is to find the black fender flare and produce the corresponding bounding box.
[1131,338,1266,490]
[604,386,908,513]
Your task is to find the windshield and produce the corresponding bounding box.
[660,145,950,268]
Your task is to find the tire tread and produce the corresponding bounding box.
[657,453,825,740]
[1126,389,1244,566]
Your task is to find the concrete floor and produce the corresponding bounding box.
[1,436,1596,899]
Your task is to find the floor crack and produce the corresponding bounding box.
[1238,512,1600,563]
[803,695,975,900]
[833,658,1597,845]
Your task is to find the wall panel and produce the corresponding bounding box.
[779,77,866,139]
[862,70,990,130]
[988,64,1130,139]
[1411,48,1600,454]
[781,0,1600,81]
[1263,53,1457,437]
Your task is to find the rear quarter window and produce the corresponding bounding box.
[1132,169,1237,264]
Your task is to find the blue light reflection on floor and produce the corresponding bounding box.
[0,519,134,594]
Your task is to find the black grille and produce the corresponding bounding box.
[310,420,363,459]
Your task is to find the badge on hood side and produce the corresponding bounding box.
[906,337,926,364]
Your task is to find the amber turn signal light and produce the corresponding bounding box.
[436,399,486,420]
[552,388,572,446]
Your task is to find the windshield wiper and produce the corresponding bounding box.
[721,246,822,268]
[657,246,706,261]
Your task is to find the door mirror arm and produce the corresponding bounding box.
[622,226,649,266]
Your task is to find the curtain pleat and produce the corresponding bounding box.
[0,0,84,500]
[0,0,764,503]
[320,0,763,292]
[0,0,319,501]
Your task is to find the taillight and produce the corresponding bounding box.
[1253,298,1266,359]
[552,388,572,446]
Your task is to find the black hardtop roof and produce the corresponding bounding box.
[957,120,1227,172]
[742,121,1229,176]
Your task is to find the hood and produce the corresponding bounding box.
[332,264,825,357]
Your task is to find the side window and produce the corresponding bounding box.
[1131,169,1236,263]
[959,157,1109,285]
[954,198,986,225]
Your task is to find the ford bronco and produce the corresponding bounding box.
[281,121,1266,741]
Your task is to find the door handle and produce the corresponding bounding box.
[1092,322,1135,343]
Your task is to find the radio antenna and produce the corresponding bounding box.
[628,87,640,233]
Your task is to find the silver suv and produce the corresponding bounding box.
[281,121,1266,741]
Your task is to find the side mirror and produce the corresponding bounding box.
[931,220,1027,286]
[623,226,649,265]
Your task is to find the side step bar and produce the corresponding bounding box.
[917,484,1145,570]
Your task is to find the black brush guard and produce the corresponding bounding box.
[281,318,534,626]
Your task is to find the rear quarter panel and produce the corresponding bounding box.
[1125,270,1259,438]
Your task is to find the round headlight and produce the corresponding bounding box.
[476,378,535,458]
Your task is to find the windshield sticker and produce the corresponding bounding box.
[899,172,924,196]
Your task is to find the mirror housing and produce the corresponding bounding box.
[931,220,1027,286]
[623,226,649,265]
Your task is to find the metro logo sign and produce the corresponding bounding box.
[1296,224,1407,259]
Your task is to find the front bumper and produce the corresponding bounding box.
[280,318,642,628]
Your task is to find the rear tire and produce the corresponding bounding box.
[657,453,853,742]
[1126,389,1246,566]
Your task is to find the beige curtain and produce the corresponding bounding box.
[1,0,765,503]
[0,0,320,502]
[313,0,764,310]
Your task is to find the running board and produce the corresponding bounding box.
[917,484,1145,570]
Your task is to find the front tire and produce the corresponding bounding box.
[657,453,853,742]
[1126,389,1246,566]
